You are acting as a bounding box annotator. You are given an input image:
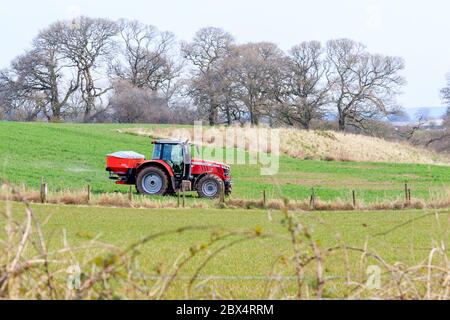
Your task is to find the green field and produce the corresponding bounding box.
[1,122,449,299]
[0,122,449,203]
[2,201,449,299]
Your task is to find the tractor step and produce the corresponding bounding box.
[181,180,192,191]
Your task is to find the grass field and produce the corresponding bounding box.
[1,122,449,299]
[0,122,449,204]
[2,201,449,299]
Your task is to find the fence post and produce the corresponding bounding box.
[404,182,408,203]
[177,190,181,208]
[352,190,356,209]
[128,185,133,202]
[263,189,267,209]
[40,177,47,204]
[182,188,186,208]
[310,188,316,210]
[87,185,91,203]
[408,188,411,205]
[40,177,43,203]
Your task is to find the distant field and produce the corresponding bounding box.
[2,201,449,299]
[0,122,449,203]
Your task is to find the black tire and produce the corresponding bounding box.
[197,174,224,199]
[136,166,169,196]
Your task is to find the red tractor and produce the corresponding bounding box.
[106,140,232,199]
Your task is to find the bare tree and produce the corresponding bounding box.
[40,17,119,122]
[441,74,450,120]
[111,20,178,92]
[0,83,5,119]
[182,27,234,125]
[216,56,242,125]
[0,44,80,121]
[276,41,328,129]
[228,42,286,125]
[326,39,405,131]
[0,70,44,121]
[420,74,450,152]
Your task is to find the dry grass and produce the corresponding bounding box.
[0,185,208,210]
[226,192,450,212]
[121,126,449,165]
[1,184,449,212]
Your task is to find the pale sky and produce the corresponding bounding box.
[0,0,449,108]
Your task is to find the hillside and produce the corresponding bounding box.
[0,122,449,204]
[122,126,448,164]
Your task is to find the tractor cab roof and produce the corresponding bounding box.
[152,140,189,145]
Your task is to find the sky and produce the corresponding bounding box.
[0,0,449,109]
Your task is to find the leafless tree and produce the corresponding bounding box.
[326,39,406,131]
[216,56,243,125]
[228,42,287,125]
[0,70,44,121]
[276,41,329,129]
[2,17,417,131]
[421,74,450,151]
[397,115,426,141]
[182,27,234,125]
[40,16,119,122]
[0,86,5,119]
[0,43,80,121]
[111,20,179,93]
[441,74,450,120]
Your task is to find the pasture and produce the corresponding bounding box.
[0,122,449,204]
[2,201,449,299]
[0,122,449,299]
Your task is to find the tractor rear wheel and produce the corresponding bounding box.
[136,167,169,196]
[197,174,224,199]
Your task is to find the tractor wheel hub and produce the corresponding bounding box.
[142,173,163,194]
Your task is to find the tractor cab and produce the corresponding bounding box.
[151,140,192,181]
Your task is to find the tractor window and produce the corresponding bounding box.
[158,144,183,165]
[152,144,163,160]
[170,145,184,165]
[162,145,172,161]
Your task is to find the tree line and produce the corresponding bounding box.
[0,16,447,133]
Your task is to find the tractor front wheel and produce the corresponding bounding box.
[197,174,224,199]
[136,167,169,196]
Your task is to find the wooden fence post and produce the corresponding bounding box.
[310,188,316,210]
[40,177,43,203]
[263,189,267,209]
[404,183,408,203]
[40,177,47,204]
[182,188,186,208]
[352,190,356,209]
[128,186,133,202]
[408,189,411,205]
[87,185,91,203]
[177,190,181,208]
